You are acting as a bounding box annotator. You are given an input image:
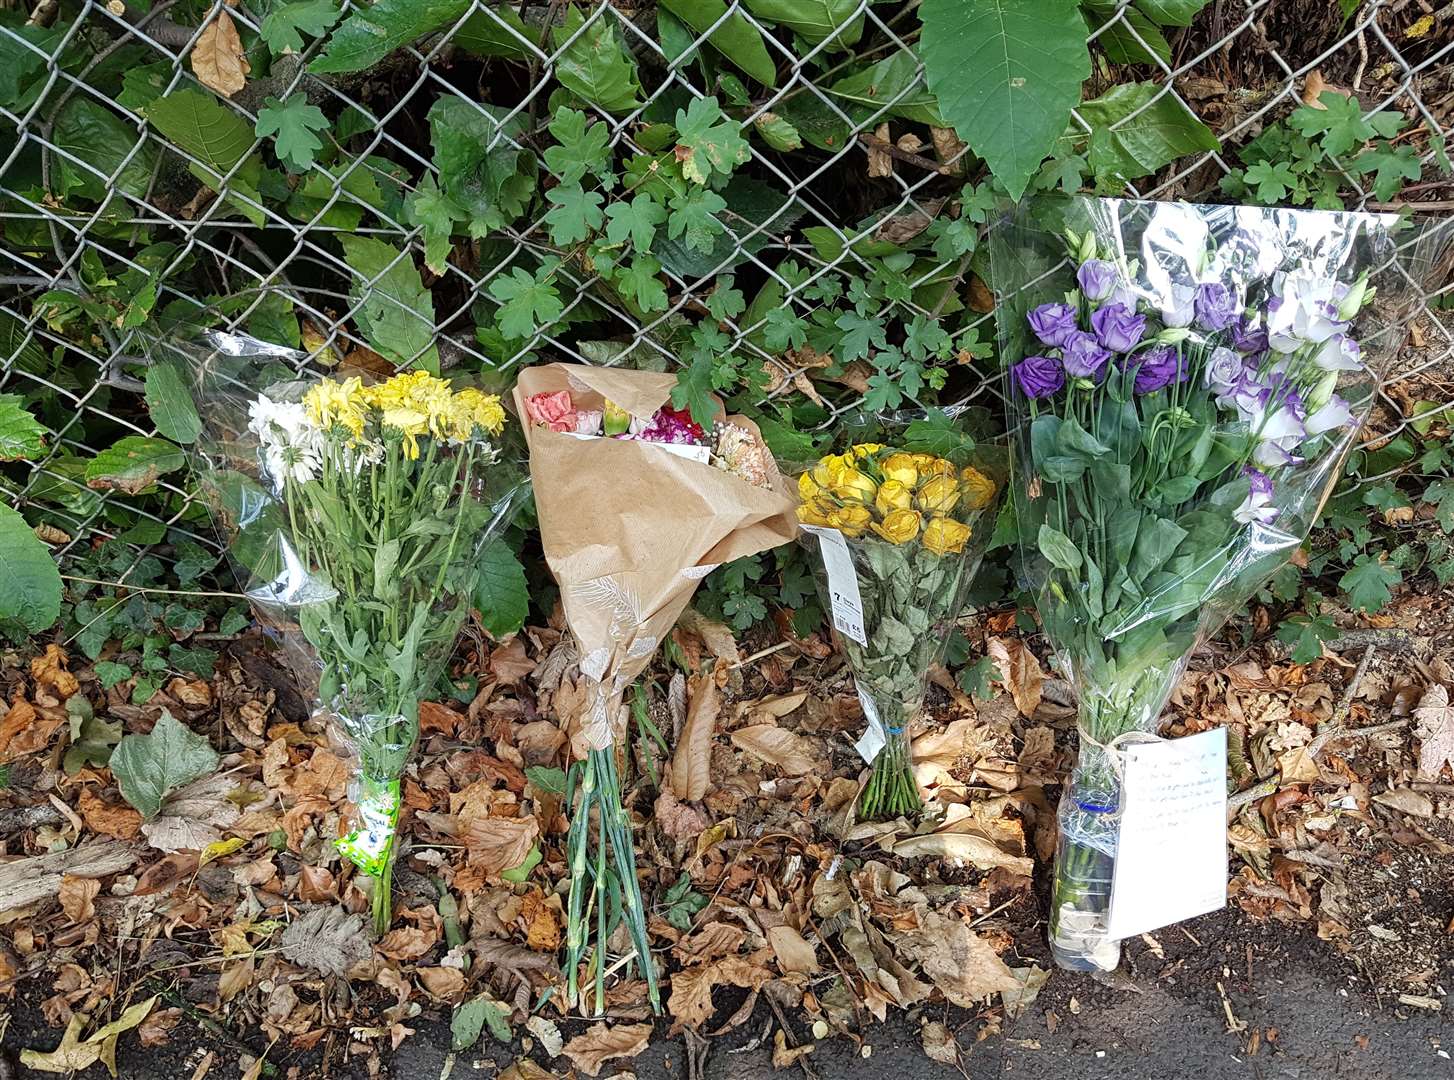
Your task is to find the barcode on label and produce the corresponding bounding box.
[800,525,867,646]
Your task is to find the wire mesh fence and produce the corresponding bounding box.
[1,0,1452,599]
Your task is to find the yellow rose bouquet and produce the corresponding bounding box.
[797,441,1002,819]
[188,334,525,933]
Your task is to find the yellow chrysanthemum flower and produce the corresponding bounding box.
[449,388,507,439]
[380,405,430,459]
[303,376,366,437]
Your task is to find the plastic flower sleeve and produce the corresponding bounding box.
[173,330,527,933]
[990,196,1447,972]
[789,417,1005,820]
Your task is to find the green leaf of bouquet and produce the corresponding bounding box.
[311,0,468,73]
[1339,553,1400,613]
[338,236,440,373]
[84,436,186,494]
[0,505,61,634]
[474,538,529,639]
[659,0,778,87]
[1037,524,1083,573]
[110,710,220,820]
[0,394,47,461]
[920,0,1090,201]
[143,363,202,445]
[552,5,643,113]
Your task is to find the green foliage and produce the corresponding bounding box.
[552,5,643,113]
[256,93,330,171]
[660,871,710,931]
[260,0,341,56]
[488,265,564,340]
[143,363,202,445]
[0,504,62,636]
[312,0,469,74]
[110,710,220,819]
[338,236,441,372]
[474,538,530,639]
[0,394,48,461]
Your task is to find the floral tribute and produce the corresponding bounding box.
[796,442,1001,820]
[993,197,1407,973]
[514,363,796,1015]
[195,348,523,934]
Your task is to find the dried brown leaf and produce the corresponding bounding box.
[58,875,99,923]
[560,1021,652,1077]
[78,789,142,841]
[986,638,1043,717]
[417,966,466,1002]
[31,645,80,699]
[905,911,1019,1007]
[281,906,370,978]
[668,955,770,1031]
[921,1020,959,1064]
[1414,684,1454,778]
[767,925,819,975]
[730,724,817,777]
[892,833,1034,876]
[191,9,249,97]
[772,1030,816,1068]
[465,815,540,875]
[677,608,740,664]
[670,668,721,801]
[655,785,709,842]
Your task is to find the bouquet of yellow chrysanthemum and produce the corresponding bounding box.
[796,441,1002,819]
[188,334,524,932]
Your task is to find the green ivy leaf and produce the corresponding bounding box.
[1339,553,1400,613]
[404,173,466,274]
[959,655,1001,700]
[259,0,341,55]
[604,193,668,252]
[666,188,728,253]
[542,108,613,186]
[338,236,440,373]
[488,266,563,340]
[473,538,529,639]
[143,363,202,445]
[84,436,186,495]
[674,97,750,185]
[1352,143,1422,201]
[920,0,1090,201]
[110,711,220,820]
[0,504,61,634]
[543,182,605,245]
[451,995,511,1051]
[1288,92,1405,157]
[613,255,670,313]
[1275,614,1338,664]
[552,5,643,113]
[63,696,123,774]
[255,93,329,171]
[0,394,47,461]
[834,311,888,362]
[311,0,468,73]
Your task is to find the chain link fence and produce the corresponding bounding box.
[2,0,1452,598]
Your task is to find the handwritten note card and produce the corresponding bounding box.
[1106,727,1227,940]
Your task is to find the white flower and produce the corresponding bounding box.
[1313,334,1362,372]
[250,392,325,488]
[1234,489,1279,525]
[1158,283,1197,328]
[1304,395,1355,436]
[1267,269,1349,352]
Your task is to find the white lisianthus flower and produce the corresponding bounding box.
[1266,269,1349,351]
[1304,395,1355,436]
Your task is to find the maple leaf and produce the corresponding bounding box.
[1414,683,1454,779]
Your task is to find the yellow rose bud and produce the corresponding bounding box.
[959,466,998,511]
[880,452,919,487]
[830,504,873,537]
[798,471,823,504]
[916,474,961,514]
[797,502,832,527]
[924,457,957,477]
[922,516,972,556]
[875,478,913,514]
[812,455,843,488]
[909,453,938,472]
[871,508,922,544]
[851,442,885,459]
[832,468,877,504]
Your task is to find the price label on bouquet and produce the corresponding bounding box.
[799,525,867,647]
[1106,727,1227,940]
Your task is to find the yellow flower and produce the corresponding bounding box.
[303,376,366,437]
[381,405,429,459]
[832,468,878,504]
[797,502,833,527]
[798,471,824,504]
[880,452,919,487]
[829,504,873,537]
[916,474,961,514]
[811,454,845,488]
[909,453,939,472]
[871,508,921,544]
[850,442,885,459]
[449,388,506,439]
[875,479,913,514]
[923,457,957,477]
[960,466,997,511]
[923,516,971,556]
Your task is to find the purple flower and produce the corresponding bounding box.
[1013,355,1065,399]
[1304,395,1354,436]
[1090,303,1146,353]
[1204,347,1247,404]
[1076,259,1118,301]
[1230,316,1269,357]
[1027,302,1079,348]
[1131,345,1187,394]
[1235,466,1277,525]
[1061,331,1112,379]
[1194,282,1239,331]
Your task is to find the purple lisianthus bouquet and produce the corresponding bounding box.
[994,197,1438,975]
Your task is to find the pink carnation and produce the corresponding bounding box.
[525,390,576,433]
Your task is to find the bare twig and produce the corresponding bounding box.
[856,132,952,175]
